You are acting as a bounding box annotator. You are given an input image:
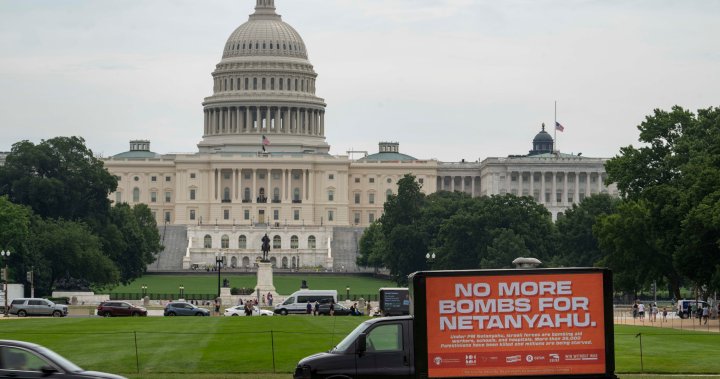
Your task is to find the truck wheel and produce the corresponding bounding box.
[18,310,27,317]
[52,310,63,317]
[280,309,288,316]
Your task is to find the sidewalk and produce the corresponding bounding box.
[614,310,720,333]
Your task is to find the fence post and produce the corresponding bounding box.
[134,331,140,374]
[270,330,276,373]
[635,332,643,373]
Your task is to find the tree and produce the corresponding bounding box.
[102,203,161,284]
[356,221,385,272]
[602,106,720,298]
[0,136,117,222]
[552,194,620,268]
[29,217,120,292]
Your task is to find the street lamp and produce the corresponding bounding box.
[141,284,147,298]
[426,252,436,266]
[179,285,185,299]
[346,286,350,301]
[1,250,10,318]
[215,251,225,298]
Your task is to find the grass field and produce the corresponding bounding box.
[1,319,718,377]
[104,274,395,298]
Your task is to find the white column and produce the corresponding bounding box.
[232,169,237,200]
[215,169,220,201]
[597,172,603,193]
[519,171,524,196]
[451,176,455,192]
[505,172,511,195]
[282,169,287,202]
[320,111,325,135]
[239,170,243,201]
[586,172,591,197]
[563,172,568,205]
[307,170,313,201]
[302,170,307,201]
[245,107,252,132]
[252,169,257,202]
[530,171,535,200]
[551,172,557,206]
[574,172,580,203]
[471,177,476,197]
[236,107,241,133]
[256,107,261,131]
[541,171,546,204]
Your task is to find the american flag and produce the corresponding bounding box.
[262,135,270,146]
[555,121,565,132]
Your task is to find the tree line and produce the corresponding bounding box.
[358,106,720,301]
[0,137,161,296]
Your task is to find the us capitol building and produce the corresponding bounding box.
[99,0,617,272]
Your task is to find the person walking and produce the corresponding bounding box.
[638,302,645,320]
[306,301,312,315]
[329,302,335,316]
[662,307,668,322]
[702,306,709,325]
[313,301,320,316]
[267,292,273,307]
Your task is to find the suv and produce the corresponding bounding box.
[164,302,210,316]
[96,301,147,317]
[9,298,68,317]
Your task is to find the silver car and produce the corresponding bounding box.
[9,298,68,317]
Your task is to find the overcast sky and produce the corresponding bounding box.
[1,0,718,162]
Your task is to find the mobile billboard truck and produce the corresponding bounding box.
[294,268,616,379]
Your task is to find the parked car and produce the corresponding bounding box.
[317,303,353,316]
[224,305,274,316]
[8,298,68,317]
[0,340,126,378]
[96,301,147,317]
[164,302,210,316]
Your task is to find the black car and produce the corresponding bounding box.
[163,302,211,316]
[0,340,126,378]
[317,303,352,316]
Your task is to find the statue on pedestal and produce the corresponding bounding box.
[261,233,271,262]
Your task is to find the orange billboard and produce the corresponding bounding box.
[425,272,606,377]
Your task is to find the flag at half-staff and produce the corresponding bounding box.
[262,135,270,152]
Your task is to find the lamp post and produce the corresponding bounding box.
[346,286,350,301]
[1,250,10,318]
[179,285,185,299]
[215,251,225,298]
[425,252,436,267]
[141,284,147,298]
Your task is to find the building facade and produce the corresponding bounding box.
[102,0,617,271]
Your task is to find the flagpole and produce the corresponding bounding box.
[554,100,558,153]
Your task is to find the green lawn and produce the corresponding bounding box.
[1,319,718,377]
[103,274,395,298]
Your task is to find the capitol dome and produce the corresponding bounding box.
[528,123,554,156]
[198,0,329,155]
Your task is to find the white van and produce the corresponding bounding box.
[274,290,337,315]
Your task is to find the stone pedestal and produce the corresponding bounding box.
[219,287,232,307]
[255,262,276,294]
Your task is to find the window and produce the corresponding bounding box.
[369,178,375,183]
[223,209,229,220]
[419,178,424,184]
[166,176,171,182]
[273,209,279,220]
[239,235,247,249]
[134,176,139,181]
[224,172,231,180]
[244,188,251,201]
[273,187,280,202]
[329,174,334,180]
[367,324,403,352]
[273,235,281,249]
[369,193,375,204]
[150,192,157,203]
[328,210,334,221]
[133,188,140,202]
[328,190,334,202]
[190,189,196,200]
[293,188,301,201]
[291,235,299,249]
[354,177,360,183]
[223,187,230,201]
[386,189,393,200]
[244,209,250,220]
[221,235,229,248]
[369,212,375,223]
[387,178,392,184]
[151,176,157,182]
[354,193,361,204]
[115,192,122,203]
[293,209,300,220]
[190,210,196,220]
[204,235,212,248]
[165,192,171,202]
[308,235,316,249]
[164,212,171,222]
[354,212,360,225]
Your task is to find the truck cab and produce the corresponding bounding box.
[294,316,414,379]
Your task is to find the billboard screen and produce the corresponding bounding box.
[425,272,607,377]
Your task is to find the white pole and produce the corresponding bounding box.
[554,101,558,153]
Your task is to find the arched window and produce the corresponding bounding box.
[273,235,281,249]
[221,235,229,249]
[308,235,316,249]
[133,188,140,202]
[230,256,237,268]
[223,187,230,201]
[242,256,250,268]
[238,235,247,249]
[204,235,212,249]
[270,257,277,268]
[273,187,280,202]
[281,257,288,269]
[291,235,299,249]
